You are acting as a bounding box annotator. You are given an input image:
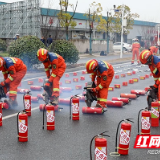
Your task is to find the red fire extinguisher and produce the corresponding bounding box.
[90,131,110,160]
[138,109,151,135]
[110,118,133,156]
[43,103,55,130]
[23,91,31,116]
[17,110,28,142]
[70,95,79,120]
[0,102,3,126]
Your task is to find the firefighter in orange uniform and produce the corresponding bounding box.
[86,59,114,109]
[37,48,66,105]
[150,46,159,55]
[131,39,141,64]
[139,49,160,103]
[0,57,27,107]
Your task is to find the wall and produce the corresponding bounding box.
[70,39,113,53]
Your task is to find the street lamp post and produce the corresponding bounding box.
[107,11,109,54]
[120,5,125,59]
[158,26,160,54]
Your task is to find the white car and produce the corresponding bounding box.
[113,42,132,52]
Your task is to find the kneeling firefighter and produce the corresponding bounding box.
[85,59,114,109]
[0,57,27,107]
[37,48,66,105]
[139,49,160,104]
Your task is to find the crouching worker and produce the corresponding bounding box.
[139,49,160,104]
[86,59,114,109]
[37,48,66,105]
[0,57,27,107]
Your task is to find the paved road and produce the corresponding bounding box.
[0,62,160,160]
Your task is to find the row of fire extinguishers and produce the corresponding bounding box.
[89,105,158,159]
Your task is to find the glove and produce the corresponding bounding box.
[153,84,158,89]
[0,81,5,87]
[91,88,97,92]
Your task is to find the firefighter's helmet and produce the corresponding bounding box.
[37,48,48,62]
[139,50,153,65]
[86,59,98,73]
[0,57,4,70]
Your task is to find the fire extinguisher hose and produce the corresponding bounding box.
[42,104,47,130]
[138,109,144,135]
[90,131,110,160]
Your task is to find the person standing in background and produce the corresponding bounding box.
[131,39,141,64]
[47,35,53,46]
[150,46,159,55]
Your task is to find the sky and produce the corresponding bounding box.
[2,0,160,23]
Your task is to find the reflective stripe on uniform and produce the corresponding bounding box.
[98,84,103,89]
[154,78,158,81]
[49,64,51,68]
[98,98,107,102]
[142,50,149,59]
[10,57,16,63]
[91,73,94,75]
[9,76,14,81]
[2,71,8,74]
[53,88,59,92]
[51,73,56,77]
[153,68,157,74]
[45,68,49,71]
[9,91,17,94]
[103,61,109,69]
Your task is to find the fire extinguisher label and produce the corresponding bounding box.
[72,103,79,113]
[19,120,27,133]
[120,129,130,145]
[47,111,55,122]
[25,100,30,110]
[0,113,2,118]
[151,107,159,118]
[95,147,107,160]
[141,117,150,130]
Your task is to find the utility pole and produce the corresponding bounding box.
[120,5,125,59]
[106,11,109,54]
[89,8,92,55]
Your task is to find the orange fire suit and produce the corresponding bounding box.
[91,61,114,107]
[148,55,160,103]
[150,46,158,55]
[43,52,66,97]
[1,57,27,100]
[131,42,140,64]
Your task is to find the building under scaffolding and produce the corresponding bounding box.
[0,0,41,39]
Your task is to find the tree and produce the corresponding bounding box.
[84,1,103,54]
[113,5,139,34]
[57,0,78,40]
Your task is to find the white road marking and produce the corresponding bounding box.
[3,62,131,120]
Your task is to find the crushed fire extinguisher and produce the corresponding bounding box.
[43,103,55,130]
[90,131,110,160]
[110,118,133,156]
[70,95,79,120]
[138,109,151,135]
[17,110,28,142]
[23,91,31,116]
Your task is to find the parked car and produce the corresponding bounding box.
[113,42,132,52]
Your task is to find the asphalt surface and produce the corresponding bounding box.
[0,61,160,160]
